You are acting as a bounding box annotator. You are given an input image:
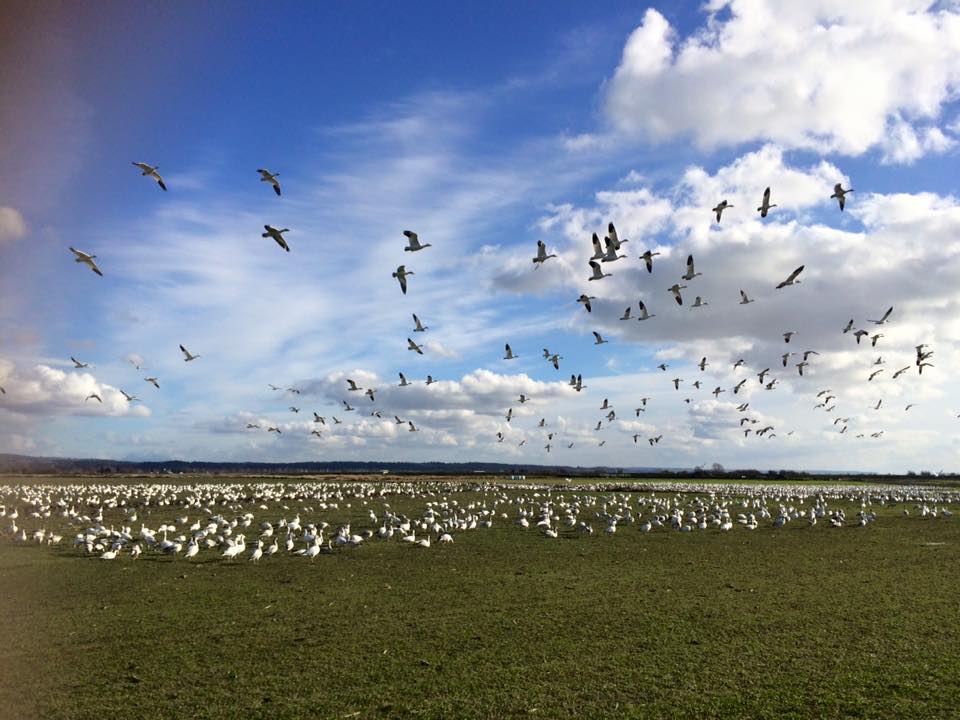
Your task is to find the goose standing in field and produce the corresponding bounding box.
[257,168,282,196]
[757,186,776,217]
[776,266,804,289]
[132,162,167,191]
[588,260,611,281]
[830,183,853,211]
[393,265,413,294]
[668,284,687,305]
[532,240,557,267]
[403,230,431,252]
[637,300,655,321]
[640,250,660,273]
[144,377,160,389]
[68,247,103,276]
[70,357,89,369]
[179,344,200,361]
[592,331,608,346]
[412,314,428,332]
[869,307,893,325]
[262,225,290,251]
[407,338,424,355]
[712,200,733,223]
[504,343,518,360]
[681,254,702,281]
[577,294,595,312]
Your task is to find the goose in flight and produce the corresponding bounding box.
[332,416,342,424]
[712,386,725,398]
[600,398,611,410]
[637,301,655,321]
[868,369,884,382]
[532,240,557,267]
[407,338,424,354]
[802,350,819,361]
[588,260,611,281]
[739,290,754,305]
[408,421,419,432]
[85,393,102,403]
[796,361,808,376]
[905,404,915,412]
[398,372,412,387]
[342,400,355,411]
[132,162,167,191]
[425,375,435,385]
[590,233,605,261]
[783,331,798,343]
[504,343,518,360]
[179,344,200,361]
[781,352,795,367]
[640,250,660,273]
[144,377,160,389]
[518,394,528,403]
[365,388,376,402]
[412,314,428,332]
[572,374,585,392]
[869,307,893,325]
[289,406,300,413]
[120,390,139,402]
[691,296,708,308]
[592,331,608,346]
[672,378,682,390]
[681,255,702,281]
[733,379,747,394]
[601,236,626,263]
[577,294,595,312]
[698,357,709,371]
[505,408,513,422]
[733,359,745,369]
[68,247,103,276]
[70,357,89,369]
[393,265,414,294]
[919,362,934,375]
[547,353,562,370]
[842,319,855,333]
[268,426,282,434]
[313,412,326,424]
[668,284,687,305]
[311,430,323,437]
[874,399,883,410]
[712,200,732,223]
[262,225,290,251]
[268,384,280,391]
[344,379,363,393]
[830,183,853,211]
[853,329,869,344]
[619,307,632,321]
[246,422,260,429]
[776,266,804,289]
[606,223,628,250]
[870,333,883,347]
[287,387,301,394]
[757,368,771,384]
[403,231,431,252]
[257,169,281,196]
[657,363,669,371]
[757,186,776,217]
[892,366,910,379]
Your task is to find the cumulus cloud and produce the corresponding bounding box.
[605,2,960,161]
[0,207,26,245]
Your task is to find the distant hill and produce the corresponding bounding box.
[0,453,954,485]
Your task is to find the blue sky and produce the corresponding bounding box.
[3,1,960,471]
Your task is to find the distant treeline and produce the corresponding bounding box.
[0,453,955,485]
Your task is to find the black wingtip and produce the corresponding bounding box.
[274,186,281,196]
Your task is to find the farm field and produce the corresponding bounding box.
[0,475,958,720]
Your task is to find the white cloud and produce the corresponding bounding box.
[0,207,26,245]
[605,2,960,160]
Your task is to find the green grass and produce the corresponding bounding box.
[0,477,958,719]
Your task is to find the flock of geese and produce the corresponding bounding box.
[9,163,934,461]
[0,479,955,562]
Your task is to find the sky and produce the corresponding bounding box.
[3,0,960,472]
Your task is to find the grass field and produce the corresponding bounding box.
[0,476,958,719]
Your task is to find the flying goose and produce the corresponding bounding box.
[802,350,819,361]
[333,416,342,424]
[268,426,282,434]
[868,307,893,325]
[781,352,795,367]
[311,429,323,437]
[590,233,605,261]
[842,319,855,333]
[547,353,562,370]
[346,379,363,392]
[393,265,414,294]
[691,296,708,308]
[757,186,776,217]
[132,162,167,191]
[712,200,732,223]
[577,294,595,312]
[868,369,884,382]
[606,223,628,250]
[739,290,754,305]
[246,422,259,429]
[407,338,424,355]
[601,236,626,262]
[403,231,431,252]
[783,331,798,343]
[518,394,528,403]
[681,254,702,281]
[504,343,518,360]
[179,344,200,361]
[698,357,708,371]
[619,307,632,320]
[733,379,747,394]
[313,412,326,424]
[120,390,138,402]
[637,301,655,321]
[853,329,869,344]
[408,421,419,432]
[892,366,910,379]
[532,240,557,267]
[70,357,89,369]
[261,225,290,251]
[398,372,411,386]
[588,260,611,281]
[640,250,660,273]
[796,361,808,376]
[592,331,608,346]
[365,388,376,402]
[412,314,428,332]
[144,377,160,389]
[85,393,102,403]
[425,375,435,385]
[870,333,883,347]
[257,168,281,196]
[289,406,300,413]
[830,183,853,211]
[342,400,355,411]
[68,247,103,276]
[776,266,804,289]
[667,284,687,305]
[505,408,513,422]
